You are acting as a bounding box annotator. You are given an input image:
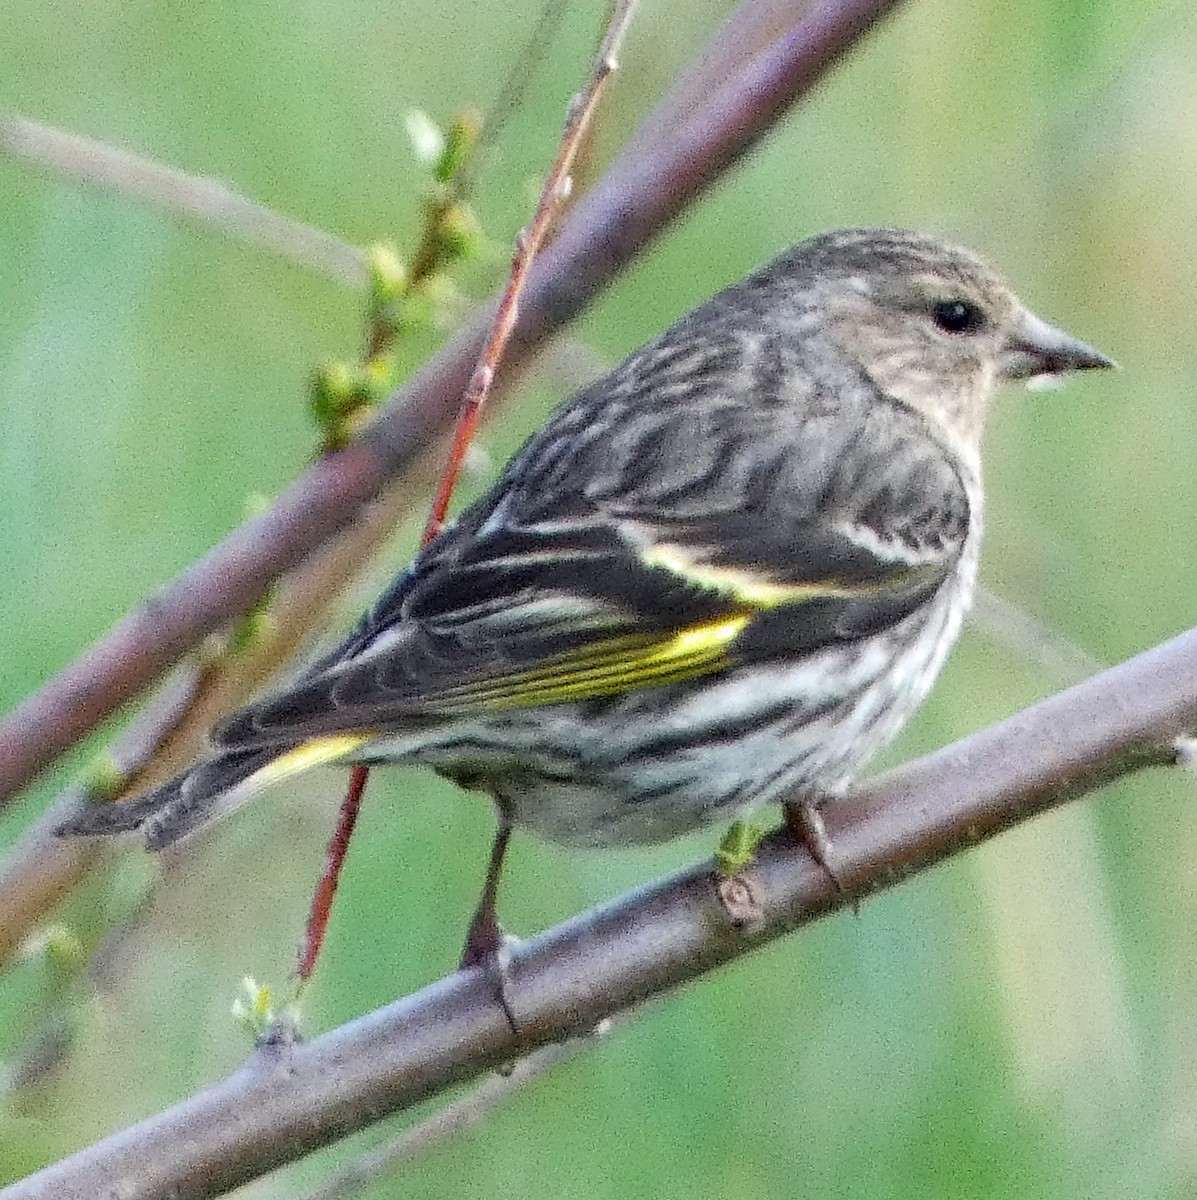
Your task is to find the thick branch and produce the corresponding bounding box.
[0,0,907,806]
[6,623,1194,1200]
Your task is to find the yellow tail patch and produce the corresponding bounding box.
[259,734,373,785]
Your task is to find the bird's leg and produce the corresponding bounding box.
[783,796,845,893]
[460,814,513,968]
[460,804,521,1036]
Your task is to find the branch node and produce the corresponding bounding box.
[716,871,765,929]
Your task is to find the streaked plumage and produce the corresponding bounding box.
[60,229,1112,860]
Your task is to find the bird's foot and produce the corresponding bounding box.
[460,897,522,1039]
[783,798,845,893]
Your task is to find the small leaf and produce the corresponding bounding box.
[310,360,358,426]
[225,606,273,656]
[366,242,407,313]
[363,355,395,395]
[18,924,84,970]
[433,201,483,262]
[80,752,126,803]
[231,977,276,1041]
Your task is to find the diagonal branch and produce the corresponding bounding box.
[0,113,368,286]
[0,341,598,969]
[0,0,908,807]
[5,622,1194,1200]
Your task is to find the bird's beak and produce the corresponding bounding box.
[1000,310,1116,382]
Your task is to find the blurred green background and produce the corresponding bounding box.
[3,0,1197,1196]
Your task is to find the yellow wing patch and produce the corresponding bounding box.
[426,614,752,712]
[417,537,937,715]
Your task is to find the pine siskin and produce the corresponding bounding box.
[60,229,1112,914]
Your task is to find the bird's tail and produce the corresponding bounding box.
[56,734,371,850]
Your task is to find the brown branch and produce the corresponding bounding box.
[0,460,445,968]
[0,113,367,287]
[0,0,908,808]
[5,623,1193,1200]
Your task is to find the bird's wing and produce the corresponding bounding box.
[214,337,971,748]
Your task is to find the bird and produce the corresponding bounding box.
[59,227,1113,957]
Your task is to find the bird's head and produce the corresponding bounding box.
[782,228,1114,455]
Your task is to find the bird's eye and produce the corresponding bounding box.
[932,299,984,334]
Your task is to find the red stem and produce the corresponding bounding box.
[296,764,370,981]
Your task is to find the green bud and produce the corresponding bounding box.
[226,607,273,656]
[310,360,357,426]
[363,354,395,396]
[366,242,407,313]
[19,923,84,969]
[434,108,481,184]
[232,977,304,1045]
[434,201,483,262]
[80,752,126,803]
[392,287,440,336]
[231,977,276,1041]
[715,820,766,877]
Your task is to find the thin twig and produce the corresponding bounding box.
[297,1023,610,1200]
[421,0,640,543]
[0,0,907,808]
[296,765,370,983]
[460,0,578,197]
[0,113,367,287]
[971,586,1102,686]
[4,621,1194,1200]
